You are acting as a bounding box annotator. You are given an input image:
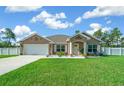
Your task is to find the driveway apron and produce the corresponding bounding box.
[0,55,44,75]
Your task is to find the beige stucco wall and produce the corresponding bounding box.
[87,39,100,45]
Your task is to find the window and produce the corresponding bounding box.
[88,45,97,53]
[93,45,97,52]
[57,45,61,52]
[56,44,65,52]
[61,45,65,52]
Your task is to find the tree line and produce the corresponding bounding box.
[93,27,124,47]
[0,28,16,47]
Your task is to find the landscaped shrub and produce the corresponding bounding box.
[87,52,104,56]
[87,53,96,56]
[98,52,104,56]
[56,52,65,57]
[80,48,84,54]
[81,54,87,57]
[65,52,68,55]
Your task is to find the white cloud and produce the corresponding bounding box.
[102,27,111,32]
[55,12,66,19]
[104,17,112,24]
[106,20,112,24]
[31,11,52,23]
[90,23,102,30]
[5,6,42,12]
[104,17,109,20]
[0,28,5,33]
[13,25,35,41]
[74,17,82,24]
[86,23,111,35]
[83,6,124,19]
[30,10,73,29]
[43,18,72,29]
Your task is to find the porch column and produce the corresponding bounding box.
[50,44,53,55]
[54,45,56,53]
[69,42,72,55]
[65,44,67,53]
[84,42,87,55]
[21,44,24,55]
[97,44,101,53]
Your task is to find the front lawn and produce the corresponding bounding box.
[0,56,124,86]
[0,55,17,58]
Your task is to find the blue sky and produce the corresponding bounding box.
[0,6,124,41]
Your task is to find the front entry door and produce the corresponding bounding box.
[73,43,79,55]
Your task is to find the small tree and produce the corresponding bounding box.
[121,37,124,47]
[75,30,80,34]
[93,29,112,47]
[2,28,16,47]
[110,28,122,47]
[93,29,103,39]
[101,32,111,47]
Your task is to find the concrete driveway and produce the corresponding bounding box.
[0,55,45,75]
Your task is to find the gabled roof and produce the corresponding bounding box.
[47,34,70,44]
[69,33,91,40]
[67,32,102,42]
[19,32,102,44]
[19,33,54,43]
[82,32,102,42]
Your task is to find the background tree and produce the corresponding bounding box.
[75,30,80,34]
[110,28,122,47]
[120,37,124,47]
[2,28,16,47]
[93,29,112,47]
[93,27,122,47]
[101,31,111,47]
[93,29,103,39]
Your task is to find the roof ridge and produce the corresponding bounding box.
[47,34,70,37]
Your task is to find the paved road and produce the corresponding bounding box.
[0,55,44,75]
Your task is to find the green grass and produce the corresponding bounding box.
[0,56,124,86]
[0,55,17,58]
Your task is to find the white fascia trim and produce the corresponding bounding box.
[80,33,91,40]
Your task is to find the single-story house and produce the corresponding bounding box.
[19,32,101,55]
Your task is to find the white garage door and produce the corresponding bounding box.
[23,44,49,55]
